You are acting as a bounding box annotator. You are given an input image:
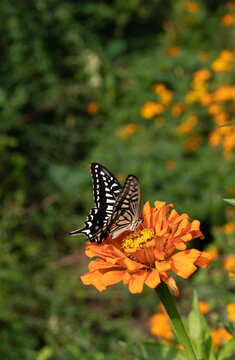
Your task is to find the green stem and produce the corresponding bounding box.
[155,282,197,360]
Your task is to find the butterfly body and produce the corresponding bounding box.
[70,163,142,243]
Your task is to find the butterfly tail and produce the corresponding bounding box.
[69,228,86,236]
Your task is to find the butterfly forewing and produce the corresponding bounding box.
[90,162,122,210]
[69,163,122,239]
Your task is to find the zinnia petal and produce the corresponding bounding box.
[191,220,205,239]
[129,270,147,293]
[102,270,126,286]
[81,270,108,292]
[145,269,161,288]
[160,273,179,296]
[123,257,146,271]
[170,249,201,278]
[195,251,212,268]
[142,201,152,227]
[89,260,121,271]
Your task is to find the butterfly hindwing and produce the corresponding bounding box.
[69,207,107,239]
[108,175,142,239]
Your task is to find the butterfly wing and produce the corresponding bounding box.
[90,162,122,209]
[108,175,142,239]
[70,163,122,239]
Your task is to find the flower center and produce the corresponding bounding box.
[122,228,154,249]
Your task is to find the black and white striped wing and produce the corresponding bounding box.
[90,162,122,216]
[108,175,142,239]
[69,163,122,240]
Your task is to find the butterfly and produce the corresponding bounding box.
[69,162,143,243]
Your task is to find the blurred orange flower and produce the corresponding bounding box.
[166,160,176,171]
[227,1,235,10]
[220,50,234,62]
[185,135,200,152]
[227,303,235,322]
[159,89,173,106]
[223,129,235,156]
[81,201,211,294]
[211,50,234,72]
[185,91,198,103]
[198,301,210,314]
[206,246,219,260]
[214,112,229,126]
[223,255,235,273]
[221,13,235,26]
[168,46,180,57]
[171,103,186,117]
[209,130,221,147]
[200,93,213,106]
[186,2,199,14]
[117,123,138,139]
[185,86,207,103]
[140,101,164,119]
[150,311,173,340]
[152,83,166,94]
[212,59,231,72]
[221,222,235,234]
[87,101,99,115]
[193,69,211,82]
[208,104,221,116]
[211,328,233,348]
[213,85,235,102]
[177,115,198,134]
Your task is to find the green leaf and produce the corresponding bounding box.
[119,342,187,360]
[186,291,212,360]
[36,346,53,360]
[224,199,235,206]
[218,338,235,360]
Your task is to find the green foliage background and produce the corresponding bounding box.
[0,0,234,359]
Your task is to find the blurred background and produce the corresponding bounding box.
[0,0,235,359]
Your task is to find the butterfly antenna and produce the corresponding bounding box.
[140,209,157,220]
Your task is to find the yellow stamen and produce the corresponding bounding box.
[122,228,154,249]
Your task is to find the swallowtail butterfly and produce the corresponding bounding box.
[69,163,142,243]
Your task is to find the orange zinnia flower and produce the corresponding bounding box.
[223,255,235,273]
[140,101,164,119]
[186,2,199,14]
[87,101,99,115]
[150,312,173,340]
[168,46,180,57]
[221,13,235,26]
[206,246,219,260]
[198,301,210,314]
[227,303,235,322]
[117,123,138,139]
[81,201,212,295]
[211,328,233,348]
